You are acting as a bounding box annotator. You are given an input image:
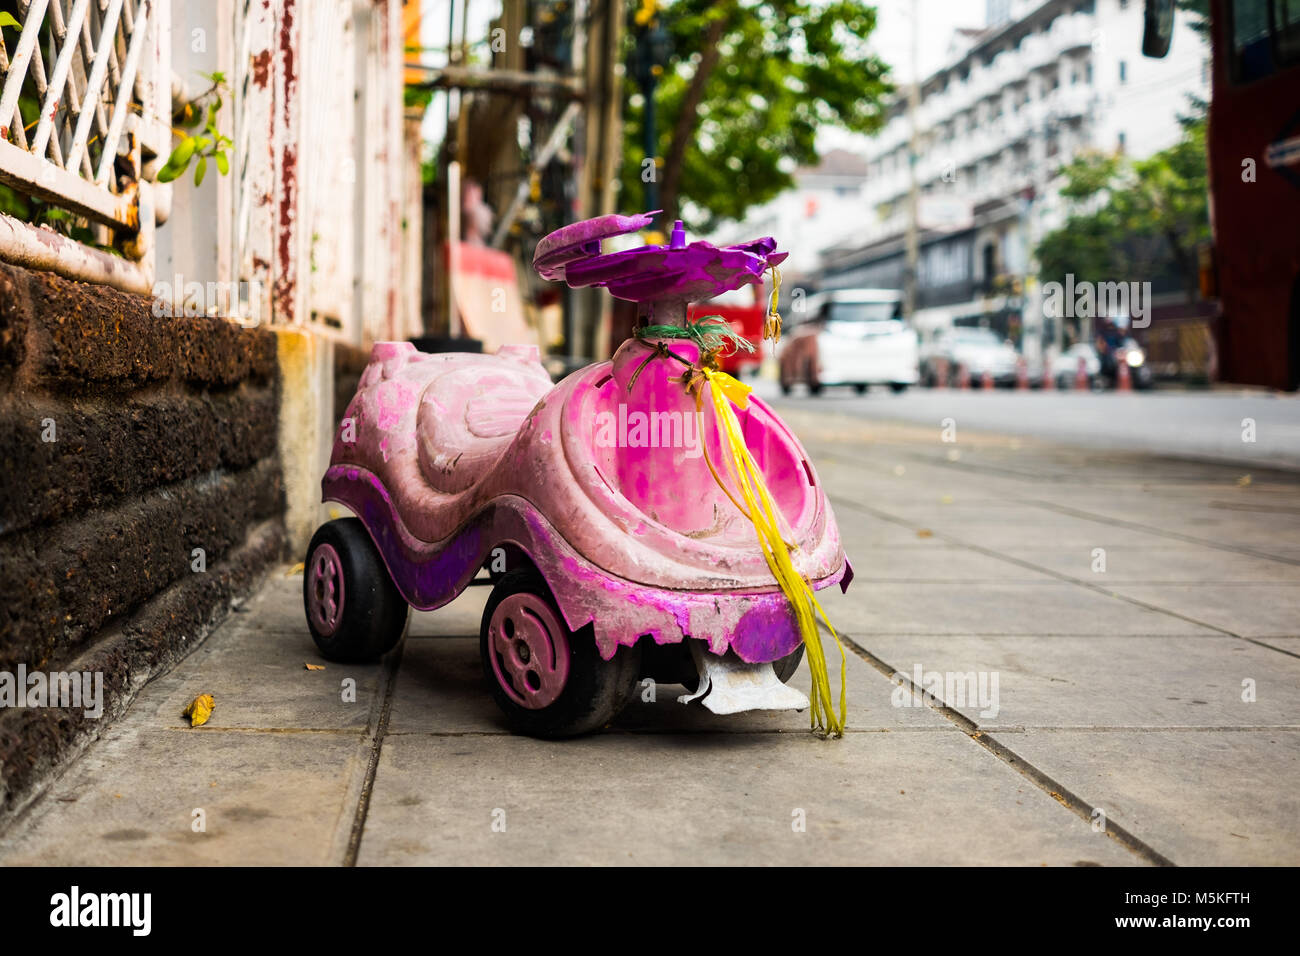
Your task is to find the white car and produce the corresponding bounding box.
[1049,343,1102,388]
[778,289,919,395]
[920,327,1020,386]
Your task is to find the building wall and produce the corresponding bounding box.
[0,0,422,832]
[0,262,283,827]
[827,0,1208,356]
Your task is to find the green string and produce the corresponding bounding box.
[635,316,756,356]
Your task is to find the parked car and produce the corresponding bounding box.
[778,289,918,395]
[919,327,1020,387]
[1049,343,1102,389]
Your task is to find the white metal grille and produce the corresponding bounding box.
[230,0,270,318]
[0,0,168,288]
[301,0,356,340]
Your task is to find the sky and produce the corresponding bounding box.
[869,0,989,83]
[819,0,989,152]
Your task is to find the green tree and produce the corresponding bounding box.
[1038,107,1209,303]
[623,0,891,231]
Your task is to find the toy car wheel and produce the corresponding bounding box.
[481,570,641,738]
[303,518,408,663]
[772,643,805,683]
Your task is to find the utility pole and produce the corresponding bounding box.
[903,0,921,323]
[576,0,626,362]
[632,4,671,216]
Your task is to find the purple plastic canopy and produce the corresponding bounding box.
[532,212,788,305]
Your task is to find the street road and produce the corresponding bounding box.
[759,382,1300,471]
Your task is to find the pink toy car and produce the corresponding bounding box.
[303,214,851,736]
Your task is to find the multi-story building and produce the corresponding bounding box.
[818,0,1208,361]
[707,148,870,283]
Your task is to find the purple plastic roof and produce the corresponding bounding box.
[533,212,788,304]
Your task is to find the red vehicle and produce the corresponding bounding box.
[1145,0,1300,390]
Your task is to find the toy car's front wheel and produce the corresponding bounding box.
[481,570,641,737]
[303,518,408,662]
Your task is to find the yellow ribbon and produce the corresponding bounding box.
[695,367,847,737]
[764,265,783,343]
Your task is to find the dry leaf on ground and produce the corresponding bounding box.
[182,693,215,727]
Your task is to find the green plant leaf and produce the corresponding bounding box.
[0,12,22,29]
[157,157,188,183]
[171,135,197,165]
[619,0,892,228]
[157,135,196,183]
[158,71,234,188]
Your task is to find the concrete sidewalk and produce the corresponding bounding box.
[2,410,1297,865]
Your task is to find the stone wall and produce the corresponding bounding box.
[0,262,284,825]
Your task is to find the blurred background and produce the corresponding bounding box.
[402,0,1295,397]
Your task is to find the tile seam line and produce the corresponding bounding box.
[834,632,1286,637]
[830,579,1300,586]
[811,442,1300,567]
[816,444,1300,572]
[154,726,364,735]
[788,408,1300,480]
[382,726,963,737]
[977,725,1300,733]
[830,495,1300,662]
[1020,497,1300,568]
[834,629,1176,867]
[343,640,404,867]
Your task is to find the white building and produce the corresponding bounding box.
[705,148,871,282]
[819,0,1208,360]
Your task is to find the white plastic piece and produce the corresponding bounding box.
[678,642,810,715]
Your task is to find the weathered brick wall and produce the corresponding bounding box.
[0,262,284,824]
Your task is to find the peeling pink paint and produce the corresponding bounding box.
[321,341,849,663]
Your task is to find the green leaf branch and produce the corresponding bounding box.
[158,71,232,187]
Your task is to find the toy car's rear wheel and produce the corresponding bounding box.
[303,518,408,662]
[481,570,641,737]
